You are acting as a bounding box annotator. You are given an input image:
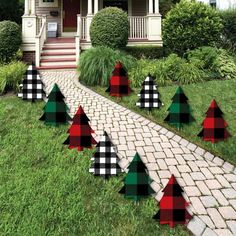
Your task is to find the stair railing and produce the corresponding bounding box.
[35,15,47,67]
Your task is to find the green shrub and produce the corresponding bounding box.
[163,0,223,55]
[129,59,159,87]
[90,7,129,49]
[0,61,27,94]
[124,46,164,59]
[0,21,21,63]
[78,46,136,86]
[220,9,236,52]
[187,46,236,80]
[214,49,236,80]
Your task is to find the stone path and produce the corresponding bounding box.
[40,70,236,236]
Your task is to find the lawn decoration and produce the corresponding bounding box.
[119,152,155,202]
[153,174,192,228]
[63,106,97,151]
[164,86,195,128]
[89,131,121,179]
[39,83,71,126]
[136,74,163,111]
[106,62,131,98]
[18,63,45,102]
[198,99,230,143]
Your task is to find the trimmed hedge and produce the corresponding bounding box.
[163,0,223,55]
[0,21,21,63]
[0,61,27,94]
[78,46,136,86]
[90,7,129,49]
[220,9,236,52]
[124,46,164,59]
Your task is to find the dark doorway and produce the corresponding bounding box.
[103,0,128,12]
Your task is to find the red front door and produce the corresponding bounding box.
[63,0,80,32]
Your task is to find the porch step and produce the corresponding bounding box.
[37,65,77,70]
[39,37,77,69]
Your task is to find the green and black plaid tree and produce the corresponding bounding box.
[39,83,71,126]
[119,152,155,202]
[164,86,195,128]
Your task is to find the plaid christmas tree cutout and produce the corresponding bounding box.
[18,63,45,101]
[153,174,192,228]
[136,74,163,111]
[89,131,121,179]
[39,83,71,126]
[198,99,230,143]
[106,62,131,97]
[119,152,155,202]
[164,86,195,128]
[63,106,97,151]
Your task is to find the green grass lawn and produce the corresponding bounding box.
[92,78,236,166]
[0,96,190,235]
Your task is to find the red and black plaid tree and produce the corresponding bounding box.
[63,106,97,151]
[153,174,192,228]
[198,99,230,143]
[106,62,131,97]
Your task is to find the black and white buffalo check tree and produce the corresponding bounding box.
[89,131,121,179]
[136,74,163,111]
[18,63,45,102]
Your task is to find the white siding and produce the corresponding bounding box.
[196,0,236,10]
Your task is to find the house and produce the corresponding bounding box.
[196,0,236,9]
[22,0,162,69]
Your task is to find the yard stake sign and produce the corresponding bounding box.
[198,99,230,143]
[39,83,71,126]
[153,174,192,227]
[106,62,131,98]
[164,86,195,128]
[119,152,155,202]
[63,106,97,151]
[18,63,45,102]
[136,74,163,111]
[89,131,121,179]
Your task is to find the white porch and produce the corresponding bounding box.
[22,0,162,68]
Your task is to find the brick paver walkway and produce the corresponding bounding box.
[40,70,236,236]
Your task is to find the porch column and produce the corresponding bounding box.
[154,0,159,13]
[88,0,93,15]
[24,0,29,15]
[31,0,36,15]
[94,0,99,14]
[149,0,153,14]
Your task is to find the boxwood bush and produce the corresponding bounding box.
[90,7,129,49]
[220,9,236,52]
[0,61,27,94]
[78,46,136,86]
[0,21,21,63]
[163,0,223,55]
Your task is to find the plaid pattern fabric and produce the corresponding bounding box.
[153,174,192,228]
[18,64,45,101]
[106,62,131,97]
[89,131,121,179]
[136,74,163,111]
[63,106,97,151]
[39,83,71,126]
[198,99,230,143]
[164,86,195,128]
[119,153,155,202]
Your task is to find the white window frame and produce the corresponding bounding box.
[39,0,58,8]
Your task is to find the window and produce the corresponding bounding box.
[209,0,216,8]
[39,0,58,7]
[103,0,128,12]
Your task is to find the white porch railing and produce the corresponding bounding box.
[35,15,47,67]
[77,16,147,41]
[129,16,147,39]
